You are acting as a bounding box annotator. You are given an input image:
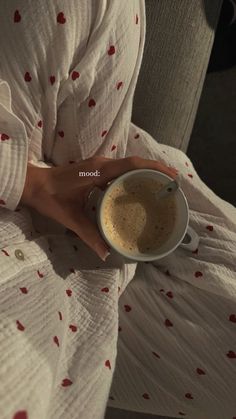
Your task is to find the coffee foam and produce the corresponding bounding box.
[102,177,177,254]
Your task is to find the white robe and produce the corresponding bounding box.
[0,2,236,419]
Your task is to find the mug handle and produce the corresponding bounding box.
[179,226,200,252]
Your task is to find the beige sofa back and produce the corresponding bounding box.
[132,0,223,152]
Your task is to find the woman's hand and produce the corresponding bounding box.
[20,156,178,261]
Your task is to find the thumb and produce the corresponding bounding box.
[73,212,111,262]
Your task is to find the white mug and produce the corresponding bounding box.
[96,169,199,261]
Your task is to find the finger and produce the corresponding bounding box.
[69,211,111,262]
[35,194,111,262]
[95,156,178,189]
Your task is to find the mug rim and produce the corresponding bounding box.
[97,169,189,261]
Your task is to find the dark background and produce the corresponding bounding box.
[188,0,236,207]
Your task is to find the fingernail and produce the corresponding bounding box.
[170,168,179,176]
[100,250,111,262]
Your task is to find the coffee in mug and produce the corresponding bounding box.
[96,169,199,261]
[102,177,177,255]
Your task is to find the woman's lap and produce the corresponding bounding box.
[1,125,236,418]
[105,125,236,419]
[107,260,236,419]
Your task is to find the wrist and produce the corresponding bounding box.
[20,163,49,207]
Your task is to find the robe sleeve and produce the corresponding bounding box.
[0,79,29,211]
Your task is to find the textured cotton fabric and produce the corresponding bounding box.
[0,2,236,419]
